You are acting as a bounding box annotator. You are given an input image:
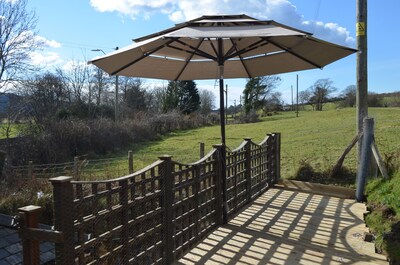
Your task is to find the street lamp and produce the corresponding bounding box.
[91,47,119,121]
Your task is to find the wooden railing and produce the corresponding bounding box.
[18,133,280,265]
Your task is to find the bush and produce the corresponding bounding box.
[236,111,259,124]
[1,111,211,166]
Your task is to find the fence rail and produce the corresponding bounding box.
[18,133,281,265]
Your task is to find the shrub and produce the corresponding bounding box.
[1,111,210,166]
[236,111,259,124]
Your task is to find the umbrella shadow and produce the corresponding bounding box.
[175,188,387,265]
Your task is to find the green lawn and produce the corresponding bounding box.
[125,107,400,179]
[0,122,23,139]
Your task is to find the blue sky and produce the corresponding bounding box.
[27,0,400,105]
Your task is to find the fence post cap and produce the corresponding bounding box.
[159,155,172,161]
[212,144,223,148]
[244,137,252,141]
[49,176,73,183]
[18,205,42,213]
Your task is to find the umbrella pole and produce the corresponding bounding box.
[219,77,226,146]
[219,77,228,224]
[218,37,228,224]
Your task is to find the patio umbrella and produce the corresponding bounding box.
[89,14,356,146]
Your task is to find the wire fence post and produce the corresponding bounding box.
[199,142,205,159]
[18,205,42,265]
[244,138,252,203]
[73,156,79,180]
[28,161,34,180]
[49,176,75,265]
[356,118,374,202]
[128,150,134,174]
[159,155,174,264]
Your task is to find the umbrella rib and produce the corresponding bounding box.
[174,39,205,80]
[266,37,323,69]
[110,38,177,76]
[229,39,252,78]
[171,39,217,61]
[208,38,219,61]
[225,39,269,60]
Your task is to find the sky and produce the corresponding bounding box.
[26,0,400,106]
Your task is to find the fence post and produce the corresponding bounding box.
[119,179,129,263]
[213,144,225,225]
[159,155,174,264]
[28,161,34,180]
[18,205,42,265]
[199,142,205,159]
[244,138,252,203]
[73,156,79,180]
[49,176,75,265]
[273,133,281,184]
[128,150,134,174]
[356,118,374,202]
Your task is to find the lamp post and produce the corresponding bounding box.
[92,47,119,121]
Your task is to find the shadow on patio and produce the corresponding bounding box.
[176,187,387,265]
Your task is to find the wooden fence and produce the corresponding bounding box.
[18,133,280,265]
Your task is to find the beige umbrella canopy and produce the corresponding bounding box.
[89,14,356,145]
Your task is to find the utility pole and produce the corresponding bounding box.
[356,0,368,159]
[291,85,294,111]
[114,47,119,121]
[234,99,237,120]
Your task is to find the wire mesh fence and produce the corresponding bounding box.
[10,154,133,181]
[18,133,281,265]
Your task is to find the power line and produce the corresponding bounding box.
[314,0,322,22]
[312,0,323,33]
[56,40,115,51]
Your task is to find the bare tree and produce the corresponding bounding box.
[150,86,168,113]
[340,85,356,107]
[119,77,150,117]
[299,90,312,110]
[0,0,42,91]
[199,89,215,115]
[22,72,68,126]
[307,78,336,111]
[89,67,110,106]
[59,60,90,103]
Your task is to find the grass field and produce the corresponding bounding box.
[124,107,399,180]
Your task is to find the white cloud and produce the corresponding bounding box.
[30,51,63,67]
[90,0,354,46]
[35,36,62,48]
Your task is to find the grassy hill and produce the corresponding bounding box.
[129,107,400,180]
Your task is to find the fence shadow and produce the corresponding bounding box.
[176,188,387,265]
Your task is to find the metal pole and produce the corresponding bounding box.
[225,84,228,125]
[291,85,293,111]
[217,38,227,224]
[296,75,299,117]
[356,0,368,160]
[356,118,373,202]
[115,47,120,121]
[219,78,226,146]
[115,75,119,121]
